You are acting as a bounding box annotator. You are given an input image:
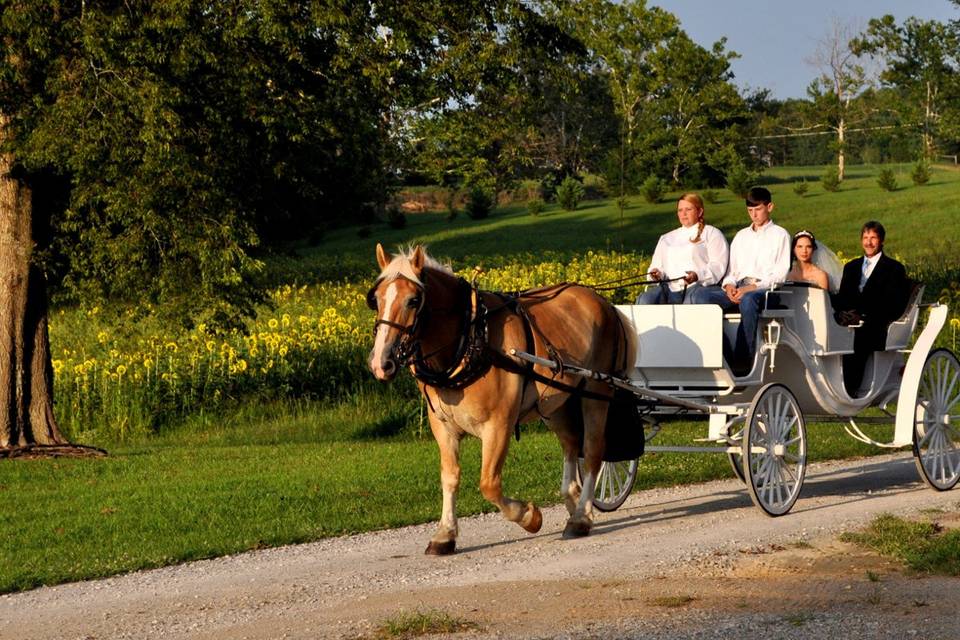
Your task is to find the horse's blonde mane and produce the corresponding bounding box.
[378,245,452,285]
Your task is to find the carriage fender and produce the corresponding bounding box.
[893,305,948,448]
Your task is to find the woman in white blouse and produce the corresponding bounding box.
[636,193,729,304]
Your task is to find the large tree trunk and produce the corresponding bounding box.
[0,116,67,451]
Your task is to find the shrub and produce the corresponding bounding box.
[702,189,719,204]
[386,205,406,229]
[725,165,753,199]
[821,166,840,192]
[639,176,666,204]
[792,180,809,197]
[526,197,545,216]
[877,167,898,192]
[465,186,493,220]
[556,176,586,211]
[912,159,931,186]
[616,195,631,211]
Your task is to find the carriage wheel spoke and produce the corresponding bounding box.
[939,366,959,406]
[917,424,936,449]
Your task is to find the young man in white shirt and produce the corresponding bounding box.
[689,187,791,371]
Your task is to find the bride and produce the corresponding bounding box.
[786,230,842,292]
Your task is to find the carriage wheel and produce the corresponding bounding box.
[577,458,639,512]
[742,383,807,516]
[913,349,960,491]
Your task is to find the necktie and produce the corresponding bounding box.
[859,259,869,292]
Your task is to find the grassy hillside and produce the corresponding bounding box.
[312,163,960,269]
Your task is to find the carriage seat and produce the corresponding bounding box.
[884,281,923,350]
[618,304,724,368]
[759,284,855,355]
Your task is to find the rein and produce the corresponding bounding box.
[370,274,628,401]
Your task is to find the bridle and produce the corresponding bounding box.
[367,275,427,365]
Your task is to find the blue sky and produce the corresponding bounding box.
[652,1,958,99]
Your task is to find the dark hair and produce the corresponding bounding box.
[745,186,772,206]
[792,230,818,253]
[861,220,886,242]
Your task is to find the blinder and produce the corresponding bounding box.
[365,280,381,310]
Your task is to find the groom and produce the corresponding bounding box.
[833,221,909,396]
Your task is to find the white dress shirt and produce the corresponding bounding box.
[859,251,882,291]
[649,224,729,291]
[722,219,791,289]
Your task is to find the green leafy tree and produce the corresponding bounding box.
[561,1,745,188]
[853,15,960,157]
[1,0,572,451]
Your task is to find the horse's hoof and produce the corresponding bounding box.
[521,504,542,534]
[425,540,456,555]
[562,521,591,539]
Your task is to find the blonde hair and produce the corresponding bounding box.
[679,193,705,243]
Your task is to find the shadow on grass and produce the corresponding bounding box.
[352,412,413,440]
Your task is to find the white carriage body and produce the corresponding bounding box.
[616,282,944,445]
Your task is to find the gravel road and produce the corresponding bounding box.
[2,452,959,640]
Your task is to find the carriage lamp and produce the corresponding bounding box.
[762,320,782,372]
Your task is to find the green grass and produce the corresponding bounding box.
[0,400,890,593]
[841,513,960,576]
[373,609,477,638]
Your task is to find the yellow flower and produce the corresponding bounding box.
[116,365,127,376]
[268,318,279,329]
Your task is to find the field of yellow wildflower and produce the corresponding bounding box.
[49,251,651,441]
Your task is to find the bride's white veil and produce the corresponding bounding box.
[812,241,843,293]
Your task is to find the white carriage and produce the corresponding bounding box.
[514,282,960,516]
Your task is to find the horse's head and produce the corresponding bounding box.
[368,243,428,381]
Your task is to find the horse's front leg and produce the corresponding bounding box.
[479,425,542,535]
[426,412,462,555]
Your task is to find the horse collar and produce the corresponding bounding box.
[411,279,493,390]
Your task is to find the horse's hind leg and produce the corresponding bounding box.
[426,414,462,555]
[479,426,542,534]
[563,396,608,538]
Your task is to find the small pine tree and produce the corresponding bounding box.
[877,167,898,192]
[639,176,666,203]
[911,159,931,186]
[702,189,719,204]
[821,166,840,192]
[527,197,545,216]
[465,186,493,219]
[556,176,586,211]
[725,165,753,198]
[792,180,809,197]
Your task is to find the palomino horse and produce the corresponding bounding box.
[368,244,636,554]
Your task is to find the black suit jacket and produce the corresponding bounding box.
[834,253,909,351]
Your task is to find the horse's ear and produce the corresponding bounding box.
[411,245,425,272]
[376,243,391,270]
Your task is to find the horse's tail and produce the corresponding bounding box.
[614,307,638,377]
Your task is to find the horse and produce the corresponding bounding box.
[367,244,636,554]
